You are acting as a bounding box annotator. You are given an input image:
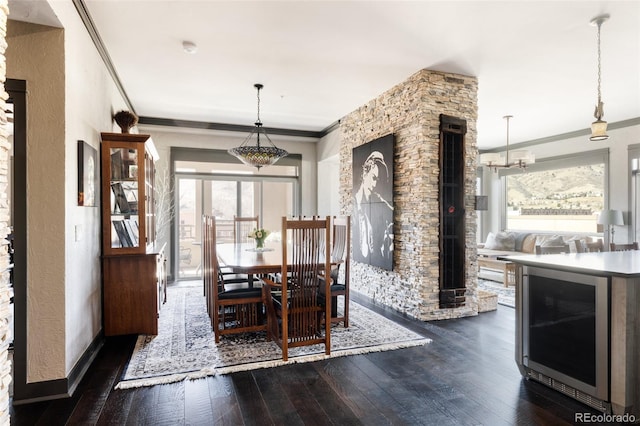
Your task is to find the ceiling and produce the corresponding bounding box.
[8,1,640,149]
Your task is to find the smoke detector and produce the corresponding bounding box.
[182,41,198,54]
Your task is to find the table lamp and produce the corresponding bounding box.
[597,209,624,243]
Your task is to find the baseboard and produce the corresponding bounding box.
[67,331,105,397]
[12,332,104,405]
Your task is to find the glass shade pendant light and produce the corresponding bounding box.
[589,14,610,141]
[228,84,288,169]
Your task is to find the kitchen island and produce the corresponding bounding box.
[508,251,640,417]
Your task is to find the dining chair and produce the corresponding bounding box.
[324,216,350,327]
[535,244,570,254]
[582,240,604,253]
[233,215,259,244]
[223,215,260,281]
[261,216,332,361]
[202,215,266,343]
[610,242,639,251]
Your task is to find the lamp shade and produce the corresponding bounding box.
[590,119,609,141]
[479,153,502,165]
[509,150,535,164]
[597,209,623,226]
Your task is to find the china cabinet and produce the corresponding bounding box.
[100,132,165,336]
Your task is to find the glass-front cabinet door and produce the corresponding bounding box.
[101,133,155,255]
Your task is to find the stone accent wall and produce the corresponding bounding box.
[0,0,10,422]
[339,69,479,321]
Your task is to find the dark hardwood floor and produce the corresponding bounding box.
[10,294,604,425]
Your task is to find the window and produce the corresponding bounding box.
[500,150,608,235]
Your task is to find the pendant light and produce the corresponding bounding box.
[480,115,534,172]
[589,14,610,141]
[228,84,288,169]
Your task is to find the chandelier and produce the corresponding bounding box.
[480,115,534,172]
[589,14,610,141]
[228,83,288,169]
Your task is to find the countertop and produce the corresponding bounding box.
[505,250,640,277]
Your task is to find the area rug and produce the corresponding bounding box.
[478,279,515,308]
[115,285,431,389]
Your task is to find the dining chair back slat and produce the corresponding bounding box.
[233,215,259,244]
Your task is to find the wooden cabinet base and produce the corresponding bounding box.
[103,254,160,336]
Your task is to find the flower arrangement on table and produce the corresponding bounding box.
[248,228,270,249]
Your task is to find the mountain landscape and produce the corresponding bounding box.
[506,164,604,214]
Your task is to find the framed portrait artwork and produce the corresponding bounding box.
[352,134,394,271]
[77,140,98,206]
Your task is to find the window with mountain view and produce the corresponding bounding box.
[505,163,605,234]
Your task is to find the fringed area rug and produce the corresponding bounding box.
[115,285,431,389]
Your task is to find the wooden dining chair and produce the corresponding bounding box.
[202,215,265,343]
[225,215,260,281]
[610,242,639,251]
[233,215,259,244]
[261,216,332,361]
[324,216,350,327]
[535,244,570,254]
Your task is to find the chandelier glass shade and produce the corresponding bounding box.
[228,84,288,169]
[480,115,534,172]
[589,14,610,141]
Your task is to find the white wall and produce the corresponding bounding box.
[481,122,640,244]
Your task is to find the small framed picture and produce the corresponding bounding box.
[129,165,138,179]
[78,140,98,206]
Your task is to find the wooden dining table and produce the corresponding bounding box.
[216,241,337,288]
[216,241,285,287]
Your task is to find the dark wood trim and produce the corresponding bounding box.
[138,116,325,139]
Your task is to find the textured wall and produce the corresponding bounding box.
[6,19,66,382]
[0,1,11,422]
[339,69,479,321]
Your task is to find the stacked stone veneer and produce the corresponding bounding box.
[339,69,479,321]
[0,0,10,422]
